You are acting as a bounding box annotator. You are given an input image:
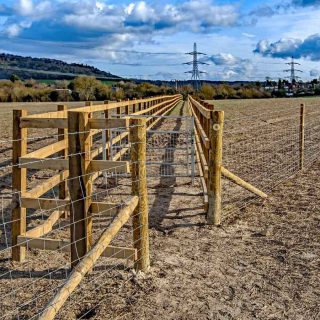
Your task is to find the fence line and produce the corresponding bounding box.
[0,94,182,319]
[189,95,320,225]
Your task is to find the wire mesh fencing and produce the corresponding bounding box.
[222,103,320,222]
[108,115,196,180]
[0,112,150,319]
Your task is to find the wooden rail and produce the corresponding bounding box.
[38,196,139,320]
[12,93,177,277]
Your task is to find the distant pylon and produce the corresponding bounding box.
[284,56,303,83]
[184,43,208,91]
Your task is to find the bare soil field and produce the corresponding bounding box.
[0,98,319,319]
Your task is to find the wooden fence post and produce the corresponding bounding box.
[300,103,305,170]
[130,118,150,271]
[68,111,92,268]
[104,100,110,160]
[207,111,224,226]
[12,110,28,262]
[58,105,68,218]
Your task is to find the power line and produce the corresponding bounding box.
[183,43,208,91]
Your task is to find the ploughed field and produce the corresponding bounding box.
[0,98,319,319]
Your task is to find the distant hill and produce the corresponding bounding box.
[0,53,121,81]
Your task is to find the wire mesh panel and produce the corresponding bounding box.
[0,116,149,319]
[108,115,196,180]
[221,104,320,222]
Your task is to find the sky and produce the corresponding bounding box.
[0,0,320,81]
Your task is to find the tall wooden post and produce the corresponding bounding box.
[207,111,224,226]
[12,110,28,262]
[104,100,110,160]
[68,111,92,268]
[85,101,93,146]
[125,99,130,115]
[299,103,305,170]
[130,118,150,271]
[58,105,68,218]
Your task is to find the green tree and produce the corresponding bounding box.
[10,74,20,83]
[200,84,215,100]
[73,76,99,100]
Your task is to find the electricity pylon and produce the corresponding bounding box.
[184,43,208,91]
[284,56,303,83]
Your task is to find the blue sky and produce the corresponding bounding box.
[0,0,320,81]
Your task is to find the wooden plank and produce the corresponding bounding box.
[18,235,137,261]
[21,95,182,121]
[12,109,28,262]
[208,111,224,226]
[102,246,137,261]
[17,235,70,252]
[23,171,69,199]
[189,96,211,119]
[89,118,129,130]
[188,100,210,149]
[89,160,130,174]
[194,130,209,178]
[130,118,150,272]
[23,139,67,159]
[19,158,68,170]
[22,110,67,119]
[25,210,64,238]
[39,196,139,320]
[20,118,68,129]
[195,140,209,211]
[91,202,120,217]
[221,167,268,199]
[20,197,69,210]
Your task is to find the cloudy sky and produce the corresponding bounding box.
[0,0,320,81]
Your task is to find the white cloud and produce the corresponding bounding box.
[5,23,22,37]
[242,32,255,38]
[15,0,33,16]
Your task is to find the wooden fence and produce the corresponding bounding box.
[9,94,182,318]
[12,94,182,264]
[188,95,308,225]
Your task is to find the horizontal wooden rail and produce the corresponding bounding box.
[89,160,130,174]
[23,140,68,159]
[91,202,121,217]
[39,196,139,320]
[88,118,129,130]
[25,211,63,238]
[19,158,68,170]
[21,197,69,211]
[194,131,209,178]
[23,95,181,120]
[17,236,137,261]
[19,158,129,174]
[91,96,182,161]
[23,171,69,198]
[188,100,210,149]
[189,96,211,119]
[20,118,68,129]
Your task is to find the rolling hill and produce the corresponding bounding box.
[0,53,121,81]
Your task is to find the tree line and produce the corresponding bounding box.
[0,76,176,103]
